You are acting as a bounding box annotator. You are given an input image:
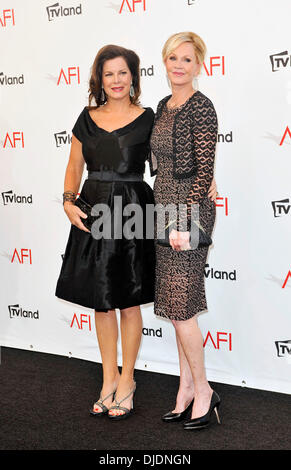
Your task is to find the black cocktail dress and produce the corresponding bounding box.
[55,107,155,312]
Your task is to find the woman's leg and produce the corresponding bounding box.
[93,309,120,412]
[108,305,142,416]
[170,329,195,413]
[172,316,213,419]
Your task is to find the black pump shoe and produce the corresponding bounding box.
[183,391,221,430]
[162,398,194,422]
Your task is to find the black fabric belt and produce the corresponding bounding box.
[87,171,143,182]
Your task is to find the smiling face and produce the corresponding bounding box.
[102,56,132,102]
[164,41,201,88]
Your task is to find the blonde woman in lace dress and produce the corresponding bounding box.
[150,32,221,430]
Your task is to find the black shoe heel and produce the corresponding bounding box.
[183,391,221,430]
[162,398,194,422]
[213,403,221,424]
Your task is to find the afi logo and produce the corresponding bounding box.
[282,271,291,289]
[279,126,291,145]
[270,51,291,72]
[70,313,92,331]
[0,9,15,27]
[271,198,291,217]
[203,56,225,76]
[57,67,80,85]
[275,340,291,357]
[204,331,232,351]
[215,196,229,216]
[119,0,146,13]
[11,249,32,264]
[54,131,72,147]
[3,132,24,148]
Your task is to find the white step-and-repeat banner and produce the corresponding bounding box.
[1,0,290,394]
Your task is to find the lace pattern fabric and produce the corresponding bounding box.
[150,92,217,320]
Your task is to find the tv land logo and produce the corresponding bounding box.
[54,131,72,147]
[0,9,15,27]
[1,132,24,148]
[203,331,232,351]
[141,65,154,77]
[142,327,162,337]
[204,264,236,281]
[1,190,33,205]
[0,72,24,86]
[272,198,291,217]
[275,340,291,357]
[46,3,82,21]
[270,51,291,72]
[217,131,233,143]
[8,304,39,320]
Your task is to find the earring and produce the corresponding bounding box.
[129,83,135,98]
[100,86,106,102]
[192,77,199,91]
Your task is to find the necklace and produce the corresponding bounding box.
[167,90,196,109]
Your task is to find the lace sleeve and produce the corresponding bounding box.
[178,99,218,230]
[148,98,168,177]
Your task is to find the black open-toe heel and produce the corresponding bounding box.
[183,390,221,430]
[108,382,136,421]
[90,390,116,416]
[162,398,194,422]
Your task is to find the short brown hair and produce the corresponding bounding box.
[88,44,141,107]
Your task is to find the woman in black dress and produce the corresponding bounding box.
[55,45,155,419]
[150,32,221,429]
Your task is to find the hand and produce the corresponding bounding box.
[208,177,218,201]
[63,201,91,233]
[169,229,191,251]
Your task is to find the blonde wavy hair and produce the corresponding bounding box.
[162,31,206,67]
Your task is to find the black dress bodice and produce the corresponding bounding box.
[72,106,154,174]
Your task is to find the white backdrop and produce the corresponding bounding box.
[1,0,291,394]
